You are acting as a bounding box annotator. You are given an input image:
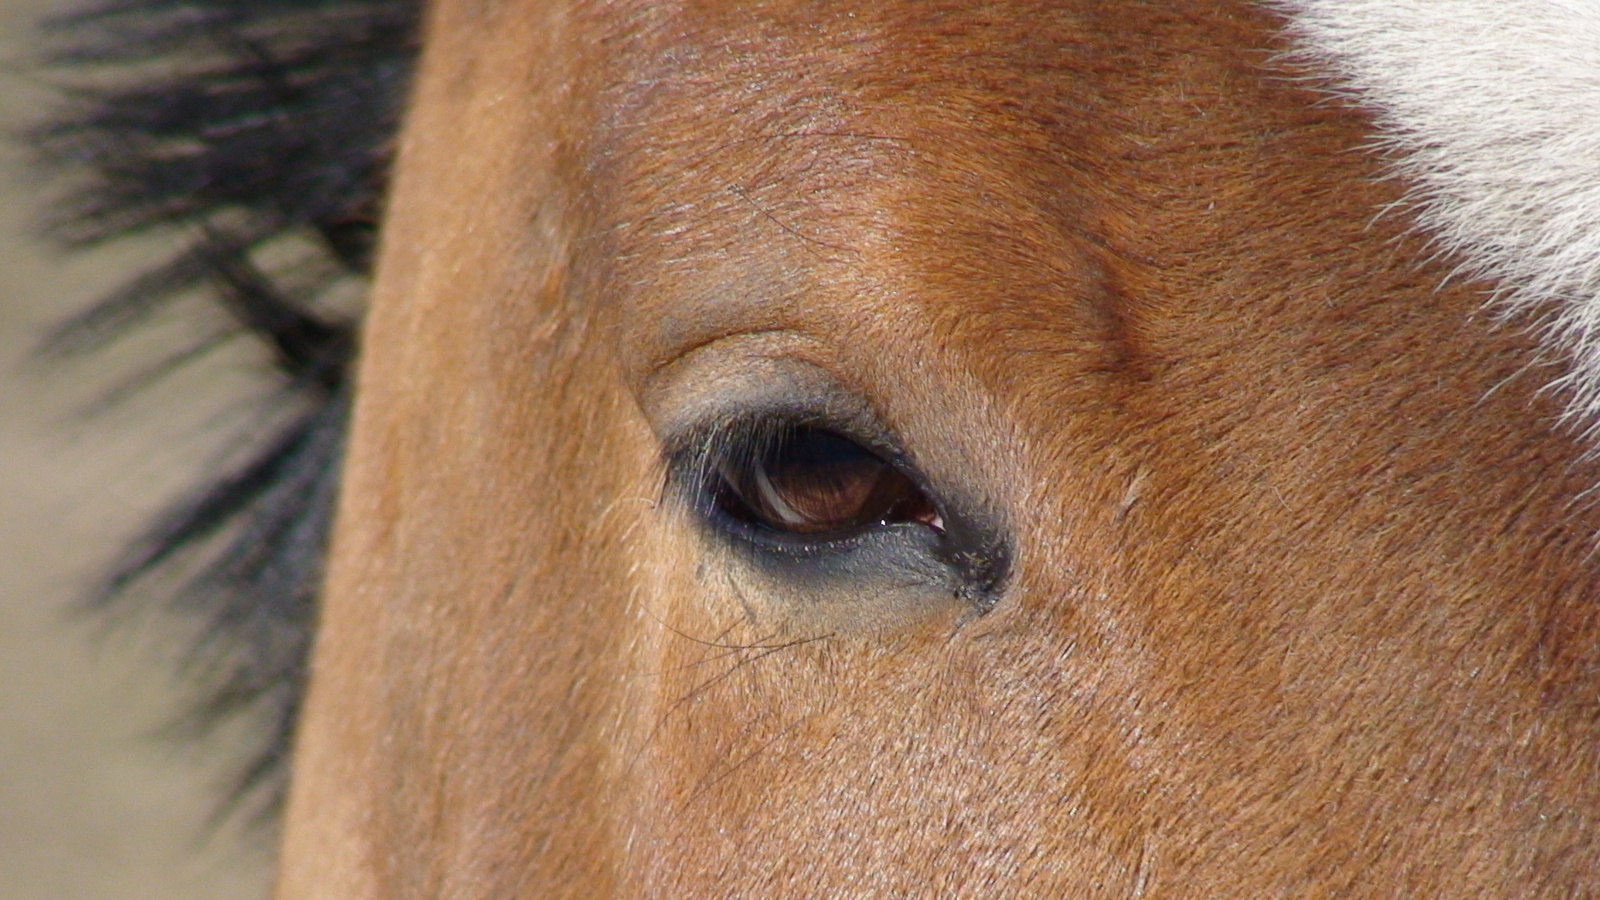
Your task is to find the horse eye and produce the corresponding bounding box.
[712,426,944,537]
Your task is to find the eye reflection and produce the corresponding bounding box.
[713,425,943,537]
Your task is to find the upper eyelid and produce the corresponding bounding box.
[636,331,881,444]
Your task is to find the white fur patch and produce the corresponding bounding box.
[1276,0,1600,425]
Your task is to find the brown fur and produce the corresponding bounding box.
[278,1,1600,896]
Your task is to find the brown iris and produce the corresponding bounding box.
[714,425,943,536]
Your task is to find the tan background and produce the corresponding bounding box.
[1,0,277,895]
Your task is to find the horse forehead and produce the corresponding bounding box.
[581,0,1269,181]
[581,1,1254,377]
[587,1,1128,228]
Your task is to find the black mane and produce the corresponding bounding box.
[31,0,422,826]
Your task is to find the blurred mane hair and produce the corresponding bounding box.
[30,0,423,826]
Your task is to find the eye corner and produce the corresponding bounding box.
[937,535,1011,614]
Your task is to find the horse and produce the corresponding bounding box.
[34,0,1600,895]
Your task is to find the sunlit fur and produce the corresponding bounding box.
[279,1,1600,896]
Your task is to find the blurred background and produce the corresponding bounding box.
[1,0,276,895]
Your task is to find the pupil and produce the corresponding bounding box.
[716,426,940,535]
